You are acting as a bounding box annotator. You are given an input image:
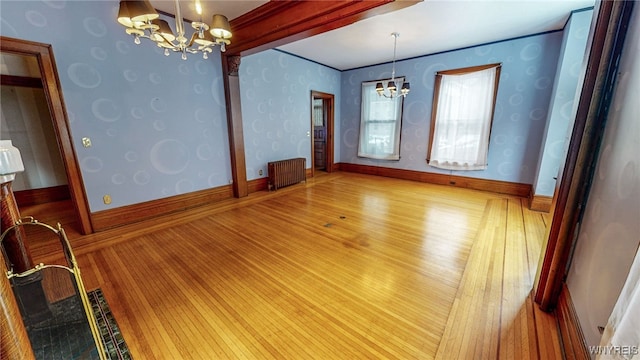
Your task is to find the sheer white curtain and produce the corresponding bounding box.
[358,79,404,160]
[428,66,499,170]
[598,245,640,359]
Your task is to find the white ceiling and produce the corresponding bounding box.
[151,0,595,71]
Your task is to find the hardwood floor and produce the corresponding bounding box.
[19,172,561,359]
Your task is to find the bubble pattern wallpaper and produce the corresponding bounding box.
[239,50,341,181]
[534,9,593,197]
[1,1,593,214]
[340,31,564,184]
[567,5,640,349]
[1,1,231,212]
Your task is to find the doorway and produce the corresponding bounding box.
[1,36,92,234]
[310,91,334,177]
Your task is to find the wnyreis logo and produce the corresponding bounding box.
[589,345,639,356]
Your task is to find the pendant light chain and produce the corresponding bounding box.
[391,32,399,82]
[375,32,410,98]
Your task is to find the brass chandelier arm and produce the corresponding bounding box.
[116,0,232,60]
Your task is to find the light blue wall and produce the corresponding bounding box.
[534,9,593,196]
[239,50,341,180]
[1,0,586,214]
[340,32,563,184]
[0,1,232,212]
[567,4,640,351]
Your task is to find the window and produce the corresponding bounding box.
[313,99,323,126]
[358,78,405,160]
[427,64,501,170]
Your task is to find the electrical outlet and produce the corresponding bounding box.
[259,169,263,176]
[82,137,92,148]
[103,194,112,205]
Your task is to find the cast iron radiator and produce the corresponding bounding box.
[268,158,306,191]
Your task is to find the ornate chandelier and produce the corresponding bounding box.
[117,0,232,60]
[376,32,410,98]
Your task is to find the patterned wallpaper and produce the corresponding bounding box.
[1,1,593,213]
[567,5,640,349]
[0,1,232,212]
[239,50,341,181]
[340,31,563,184]
[534,9,593,197]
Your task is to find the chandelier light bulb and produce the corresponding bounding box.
[116,0,232,60]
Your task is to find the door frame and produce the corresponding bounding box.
[1,36,93,234]
[534,0,634,310]
[310,91,334,177]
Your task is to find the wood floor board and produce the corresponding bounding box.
[18,172,563,359]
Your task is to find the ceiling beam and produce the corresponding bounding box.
[226,0,421,56]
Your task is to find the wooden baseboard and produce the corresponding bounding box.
[248,177,268,193]
[337,163,531,197]
[555,284,590,359]
[248,168,314,194]
[14,185,70,207]
[530,193,553,212]
[90,185,233,231]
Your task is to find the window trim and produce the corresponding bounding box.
[358,77,406,160]
[426,63,501,167]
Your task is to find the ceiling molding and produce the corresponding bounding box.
[226,0,420,57]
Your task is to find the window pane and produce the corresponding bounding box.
[358,78,405,160]
[428,65,500,170]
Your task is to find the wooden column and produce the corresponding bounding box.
[222,55,248,198]
[0,238,35,360]
[1,181,33,273]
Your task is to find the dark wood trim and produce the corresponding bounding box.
[90,185,234,231]
[227,1,420,57]
[14,185,70,207]
[222,55,248,198]
[247,177,268,194]
[221,1,418,195]
[555,284,589,359]
[1,36,93,234]
[0,74,42,88]
[337,163,531,197]
[534,0,635,311]
[311,91,335,177]
[529,194,553,213]
[426,74,442,163]
[435,63,502,76]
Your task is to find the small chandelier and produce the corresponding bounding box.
[117,0,232,60]
[376,32,410,98]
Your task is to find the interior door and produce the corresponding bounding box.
[313,99,326,170]
[310,91,334,176]
[1,36,92,234]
